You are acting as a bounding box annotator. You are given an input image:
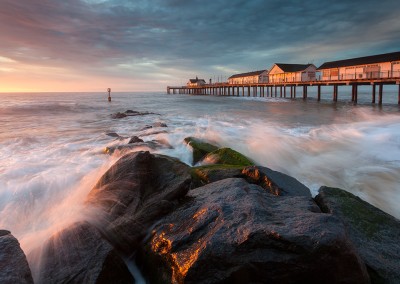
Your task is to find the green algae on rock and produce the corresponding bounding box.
[183,137,219,165]
[202,147,254,166]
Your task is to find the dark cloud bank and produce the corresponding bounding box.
[0,0,399,90]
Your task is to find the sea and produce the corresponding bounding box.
[0,88,400,274]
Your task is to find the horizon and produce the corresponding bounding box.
[0,0,399,92]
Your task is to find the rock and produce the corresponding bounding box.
[86,151,191,255]
[184,137,219,165]
[111,112,127,119]
[141,178,369,284]
[105,132,120,138]
[315,186,400,284]
[190,164,244,189]
[140,125,153,131]
[201,147,254,166]
[128,136,144,144]
[0,230,33,284]
[125,110,138,114]
[153,122,168,128]
[241,166,312,197]
[104,140,162,155]
[33,222,133,284]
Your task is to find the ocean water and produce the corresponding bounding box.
[0,90,399,271]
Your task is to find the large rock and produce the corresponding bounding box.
[184,137,219,165]
[0,230,33,284]
[31,222,133,284]
[141,178,369,284]
[315,187,400,284]
[190,164,245,189]
[86,151,191,254]
[242,166,312,197]
[201,147,254,166]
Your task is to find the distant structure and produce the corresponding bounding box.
[107,88,111,102]
[317,51,400,80]
[268,63,316,83]
[187,76,206,87]
[228,70,269,84]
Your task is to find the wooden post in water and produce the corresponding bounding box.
[378,84,383,105]
[294,86,296,98]
[317,85,321,101]
[242,86,244,97]
[398,83,400,104]
[372,84,376,103]
[353,84,358,104]
[107,88,111,102]
[283,85,286,98]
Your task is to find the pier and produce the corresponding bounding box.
[167,77,400,105]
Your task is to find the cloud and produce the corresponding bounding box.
[0,0,399,91]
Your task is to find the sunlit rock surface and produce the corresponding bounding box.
[242,165,312,197]
[315,187,400,284]
[0,230,33,284]
[201,147,254,166]
[141,178,369,284]
[31,222,133,284]
[86,151,191,255]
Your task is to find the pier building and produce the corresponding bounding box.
[268,64,317,83]
[228,70,269,84]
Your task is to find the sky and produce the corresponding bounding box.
[0,0,399,92]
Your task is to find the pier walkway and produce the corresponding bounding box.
[167,77,400,104]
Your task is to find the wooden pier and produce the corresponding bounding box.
[167,78,400,105]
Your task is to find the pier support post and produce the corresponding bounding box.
[398,84,400,104]
[379,84,383,105]
[333,85,338,102]
[248,86,250,97]
[294,86,296,98]
[283,86,286,98]
[353,85,357,103]
[274,86,277,97]
[371,84,375,103]
[280,86,283,98]
[317,85,321,101]
[303,86,307,100]
[242,86,244,97]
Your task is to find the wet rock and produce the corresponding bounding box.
[104,139,171,155]
[184,137,219,165]
[105,132,120,138]
[111,112,127,119]
[141,178,369,284]
[242,166,312,197]
[201,147,254,166]
[140,125,153,131]
[153,122,168,128]
[125,110,138,114]
[315,187,400,284]
[0,230,33,284]
[190,164,244,189]
[128,136,144,144]
[86,151,191,255]
[33,222,133,284]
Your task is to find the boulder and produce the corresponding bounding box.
[184,137,219,165]
[141,178,369,284]
[241,166,312,197]
[0,230,33,284]
[104,140,165,155]
[315,187,400,284]
[190,164,244,189]
[86,151,191,255]
[128,136,144,144]
[33,222,133,284]
[153,122,168,128]
[105,132,120,138]
[201,147,254,166]
[111,112,127,119]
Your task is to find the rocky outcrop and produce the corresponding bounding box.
[315,187,400,284]
[33,222,133,284]
[241,166,312,197]
[184,137,219,165]
[86,151,191,255]
[0,230,33,284]
[128,136,144,144]
[190,164,244,189]
[201,147,254,166]
[140,178,369,284]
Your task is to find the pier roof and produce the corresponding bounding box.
[317,51,400,70]
[229,70,267,79]
[273,64,314,72]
